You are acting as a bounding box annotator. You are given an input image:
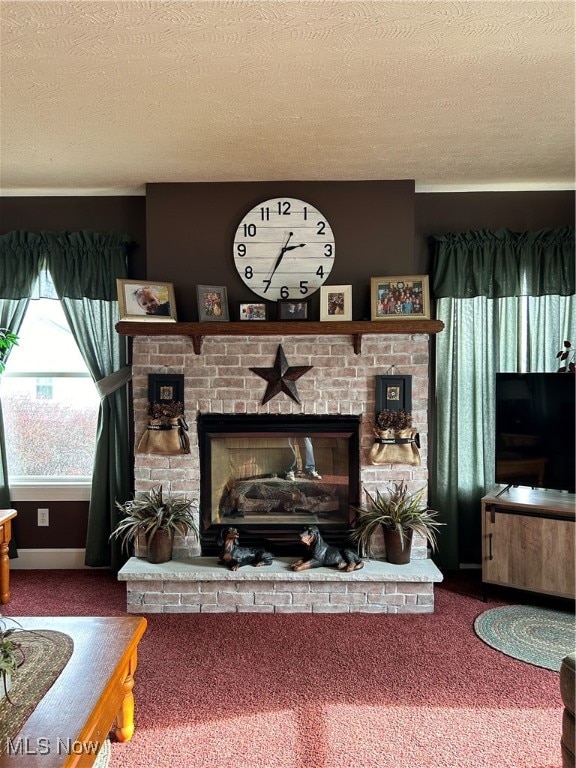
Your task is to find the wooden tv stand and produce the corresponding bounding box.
[481,485,575,600]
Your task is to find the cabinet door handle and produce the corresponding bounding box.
[488,532,493,560]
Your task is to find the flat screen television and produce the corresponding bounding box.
[495,373,575,493]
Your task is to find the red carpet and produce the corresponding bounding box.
[6,569,567,768]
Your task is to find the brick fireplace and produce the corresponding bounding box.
[119,330,443,612]
[197,413,361,555]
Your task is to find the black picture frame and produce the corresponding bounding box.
[148,373,184,407]
[238,301,268,321]
[277,299,310,321]
[375,375,412,416]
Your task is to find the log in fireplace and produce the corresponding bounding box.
[198,414,361,555]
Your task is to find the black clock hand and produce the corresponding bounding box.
[269,232,294,279]
[283,243,306,252]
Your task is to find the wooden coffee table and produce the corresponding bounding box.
[0,616,147,767]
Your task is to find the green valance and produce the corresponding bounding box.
[0,231,132,300]
[0,232,44,298]
[430,226,575,299]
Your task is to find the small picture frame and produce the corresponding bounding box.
[375,375,412,416]
[371,275,430,320]
[197,285,229,321]
[148,373,184,409]
[116,279,177,322]
[320,285,352,321]
[239,302,268,321]
[277,299,310,321]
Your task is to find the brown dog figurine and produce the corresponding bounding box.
[217,527,274,571]
[291,525,364,572]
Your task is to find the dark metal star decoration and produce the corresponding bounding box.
[250,345,313,405]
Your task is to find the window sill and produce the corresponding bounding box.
[10,483,91,502]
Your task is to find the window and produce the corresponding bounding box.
[35,377,53,400]
[1,299,100,487]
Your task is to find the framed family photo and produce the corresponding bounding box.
[116,279,177,322]
[320,285,352,321]
[239,302,268,321]
[370,275,430,320]
[277,299,310,320]
[197,285,229,321]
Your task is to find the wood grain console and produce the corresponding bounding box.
[481,485,576,600]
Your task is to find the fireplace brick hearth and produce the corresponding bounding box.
[122,330,442,613]
[119,557,443,614]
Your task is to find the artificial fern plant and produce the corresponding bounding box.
[110,485,198,554]
[351,481,444,556]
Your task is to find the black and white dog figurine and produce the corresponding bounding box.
[217,527,274,571]
[291,525,364,572]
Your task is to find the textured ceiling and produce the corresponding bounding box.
[1,0,574,196]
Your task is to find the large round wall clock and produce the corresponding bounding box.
[233,197,335,301]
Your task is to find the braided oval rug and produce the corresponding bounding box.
[0,628,74,751]
[474,604,575,671]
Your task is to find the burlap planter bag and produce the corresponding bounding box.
[368,427,421,466]
[137,418,190,455]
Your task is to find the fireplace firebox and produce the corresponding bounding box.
[198,414,361,555]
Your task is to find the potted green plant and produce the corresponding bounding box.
[110,485,198,564]
[350,481,444,564]
[0,327,18,374]
[0,618,25,702]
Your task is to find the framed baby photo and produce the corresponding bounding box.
[197,285,230,321]
[320,285,352,321]
[116,279,177,322]
[239,301,268,321]
[370,275,430,320]
[277,299,310,320]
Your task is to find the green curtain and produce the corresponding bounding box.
[0,300,31,559]
[0,230,133,569]
[433,227,575,298]
[0,231,45,515]
[430,227,575,569]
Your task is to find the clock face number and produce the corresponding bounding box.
[233,197,335,301]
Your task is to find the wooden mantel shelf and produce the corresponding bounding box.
[116,319,444,354]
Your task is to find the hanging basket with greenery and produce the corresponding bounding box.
[369,409,421,466]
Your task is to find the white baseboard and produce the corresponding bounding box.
[10,549,87,569]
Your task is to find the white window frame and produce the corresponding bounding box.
[3,366,97,500]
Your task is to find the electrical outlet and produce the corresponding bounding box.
[38,508,49,527]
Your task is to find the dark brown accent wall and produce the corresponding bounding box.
[145,181,417,321]
[11,501,88,548]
